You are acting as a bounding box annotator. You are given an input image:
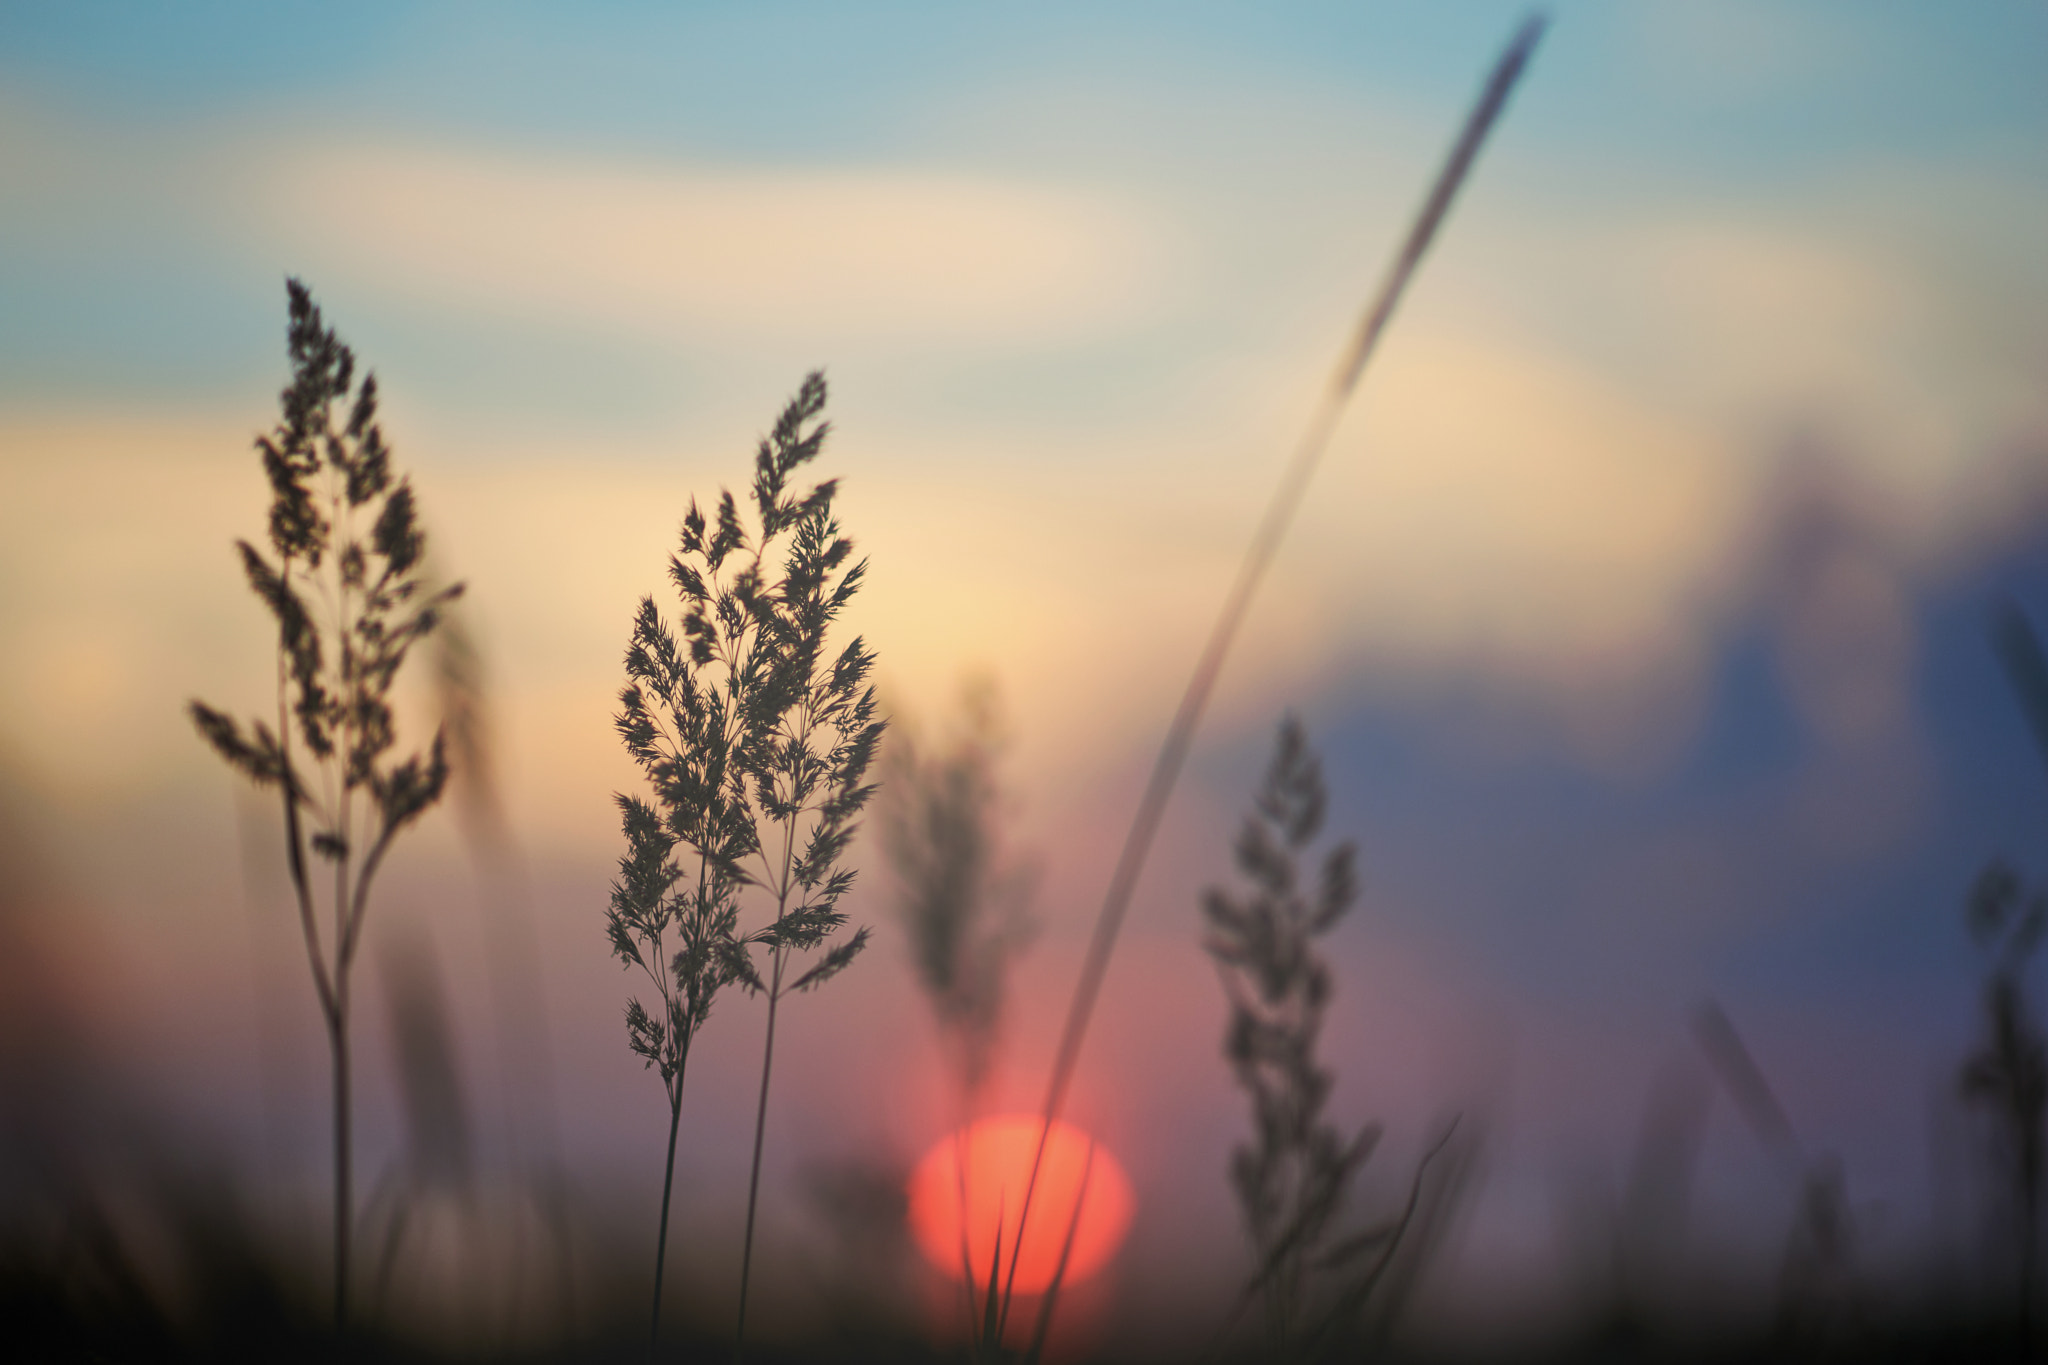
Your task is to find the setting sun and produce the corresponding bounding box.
[907,1115,1135,1295]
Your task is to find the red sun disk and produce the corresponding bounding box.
[906,1114,1135,1295]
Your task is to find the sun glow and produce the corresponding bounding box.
[906,1115,1135,1295]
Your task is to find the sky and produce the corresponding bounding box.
[4,0,2048,1352]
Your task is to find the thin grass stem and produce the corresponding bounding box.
[333,1008,351,1326]
[648,1072,684,1364]
[993,11,1546,1340]
[1299,1118,1461,1357]
[733,931,789,1362]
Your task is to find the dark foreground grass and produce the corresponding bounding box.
[6,1227,2041,1365]
[0,1083,2030,1365]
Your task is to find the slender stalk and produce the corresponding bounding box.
[193,280,458,1341]
[993,13,1545,1339]
[733,938,786,1363]
[645,848,710,1361]
[1300,1119,1460,1356]
[274,549,351,1327]
[332,999,351,1326]
[332,480,359,1329]
[736,746,804,1362]
[648,1072,685,1363]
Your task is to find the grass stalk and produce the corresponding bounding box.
[192,279,461,1331]
[990,12,1546,1343]
[648,1052,688,1363]
[733,934,785,1361]
[334,1009,352,1324]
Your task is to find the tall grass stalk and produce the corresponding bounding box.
[989,13,1547,1346]
[190,279,462,1327]
[610,373,883,1362]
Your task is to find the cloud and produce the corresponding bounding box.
[1177,328,1745,776]
[1622,220,1944,455]
[9,75,2047,800]
[260,142,1174,345]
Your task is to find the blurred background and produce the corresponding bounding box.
[4,1,2048,1357]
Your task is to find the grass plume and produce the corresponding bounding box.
[608,371,884,1362]
[188,278,462,1327]
[1198,714,1465,1359]
[1202,714,1367,1353]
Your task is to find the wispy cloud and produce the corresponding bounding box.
[259,141,1175,345]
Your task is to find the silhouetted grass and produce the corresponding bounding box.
[609,372,884,1362]
[1202,714,1367,1353]
[28,19,2048,1365]
[188,278,463,1327]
